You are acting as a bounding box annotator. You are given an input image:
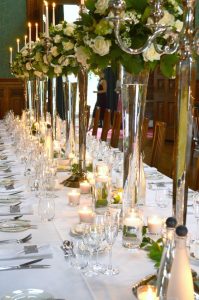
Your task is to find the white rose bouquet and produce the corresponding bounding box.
[75,0,183,77]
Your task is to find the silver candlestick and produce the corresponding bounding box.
[108,0,198,224]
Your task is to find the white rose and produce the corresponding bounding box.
[174,20,183,32]
[54,65,62,75]
[62,41,74,51]
[63,23,75,36]
[75,46,90,68]
[51,46,59,57]
[95,0,109,15]
[55,24,63,31]
[43,54,48,65]
[26,62,32,71]
[54,35,62,43]
[34,71,43,78]
[143,44,161,62]
[92,36,111,56]
[22,50,28,57]
[158,10,175,26]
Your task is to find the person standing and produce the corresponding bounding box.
[91,71,107,128]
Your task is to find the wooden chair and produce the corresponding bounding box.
[110,111,122,148]
[92,106,100,137]
[150,121,167,168]
[141,117,149,151]
[101,109,111,141]
[86,105,90,131]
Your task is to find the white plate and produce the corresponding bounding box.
[0,220,31,232]
[1,289,54,299]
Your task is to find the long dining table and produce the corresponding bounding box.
[0,120,198,300]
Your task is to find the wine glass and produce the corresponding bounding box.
[102,216,119,276]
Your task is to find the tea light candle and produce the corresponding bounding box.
[148,215,162,234]
[68,189,80,206]
[137,285,159,300]
[78,207,95,223]
[123,215,142,228]
[80,181,91,194]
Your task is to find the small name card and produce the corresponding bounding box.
[24,245,38,254]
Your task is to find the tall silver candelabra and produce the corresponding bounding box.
[108,0,198,224]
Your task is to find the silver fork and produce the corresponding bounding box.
[0,234,32,244]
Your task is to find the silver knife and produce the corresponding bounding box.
[0,258,50,271]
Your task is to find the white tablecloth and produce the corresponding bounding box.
[0,122,198,300]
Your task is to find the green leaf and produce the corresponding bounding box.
[141,7,151,23]
[121,53,144,74]
[80,13,94,27]
[85,0,96,12]
[125,0,148,12]
[160,53,179,78]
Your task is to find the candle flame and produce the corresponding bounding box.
[24,35,27,39]
[52,2,56,7]
[44,1,48,6]
[35,22,38,26]
[16,38,20,43]
[9,47,12,52]
[28,22,31,27]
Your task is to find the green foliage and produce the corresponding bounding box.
[121,53,144,74]
[160,53,179,78]
[140,235,163,268]
[85,0,96,12]
[71,163,79,175]
[125,0,147,12]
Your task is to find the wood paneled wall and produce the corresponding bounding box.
[0,79,25,119]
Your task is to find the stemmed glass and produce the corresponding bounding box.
[102,215,119,276]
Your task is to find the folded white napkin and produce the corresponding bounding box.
[0,244,52,261]
[0,204,33,216]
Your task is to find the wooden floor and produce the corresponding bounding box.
[143,137,198,191]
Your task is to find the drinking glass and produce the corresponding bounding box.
[89,223,105,272]
[102,217,119,276]
[38,195,55,222]
[155,188,169,208]
[70,240,88,270]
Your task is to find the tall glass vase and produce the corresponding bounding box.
[38,78,47,122]
[27,79,35,121]
[51,77,57,140]
[121,68,149,214]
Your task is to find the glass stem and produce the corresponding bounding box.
[108,245,112,270]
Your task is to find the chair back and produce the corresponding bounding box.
[101,109,111,141]
[110,111,122,148]
[151,121,167,168]
[141,117,149,151]
[92,106,100,136]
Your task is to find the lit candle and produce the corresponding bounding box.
[44,1,49,37]
[137,285,159,300]
[79,181,91,194]
[96,163,109,176]
[24,35,28,46]
[16,39,20,52]
[68,189,80,206]
[35,23,38,41]
[28,22,32,49]
[68,152,75,160]
[9,47,13,64]
[148,216,162,235]
[52,2,56,26]
[81,0,84,5]
[78,207,95,223]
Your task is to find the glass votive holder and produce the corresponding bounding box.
[79,180,91,194]
[78,206,95,223]
[147,215,163,235]
[137,285,159,300]
[122,209,143,249]
[94,175,110,213]
[68,189,80,206]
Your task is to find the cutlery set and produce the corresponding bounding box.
[0,258,50,271]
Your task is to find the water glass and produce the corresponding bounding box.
[155,188,169,208]
[38,196,55,221]
[70,240,88,270]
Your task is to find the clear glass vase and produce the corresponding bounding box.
[26,79,35,121]
[121,68,149,247]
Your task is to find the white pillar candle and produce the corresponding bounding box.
[35,23,38,41]
[44,1,49,37]
[28,22,32,49]
[81,0,84,5]
[80,181,91,194]
[9,47,13,64]
[16,39,20,52]
[78,207,95,223]
[137,285,159,300]
[68,190,80,206]
[52,2,56,26]
[24,35,27,46]
[147,216,162,234]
